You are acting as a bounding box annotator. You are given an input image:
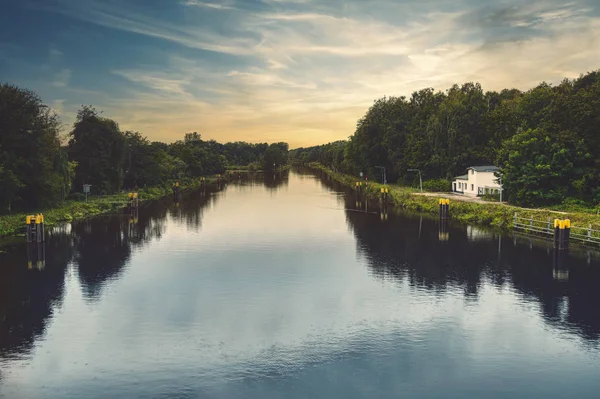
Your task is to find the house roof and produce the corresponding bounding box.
[454,174,468,180]
[468,165,499,172]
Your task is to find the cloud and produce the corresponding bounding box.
[49,47,64,59]
[18,0,600,147]
[112,70,192,96]
[181,0,237,10]
[31,0,257,56]
[51,69,71,88]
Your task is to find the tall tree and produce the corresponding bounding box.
[68,106,126,194]
[0,83,67,210]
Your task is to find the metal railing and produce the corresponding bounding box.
[513,213,600,245]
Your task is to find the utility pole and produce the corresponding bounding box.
[407,169,422,193]
[375,166,387,185]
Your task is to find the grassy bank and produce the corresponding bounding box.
[0,177,218,238]
[309,163,600,232]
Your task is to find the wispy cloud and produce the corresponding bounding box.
[181,0,237,10]
[13,0,600,147]
[51,69,71,88]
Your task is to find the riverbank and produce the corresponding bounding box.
[226,165,291,173]
[309,163,600,232]
[0,177,220,239]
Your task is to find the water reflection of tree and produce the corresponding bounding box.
[72,216,132,299]
[0,231,74,359]
[263,170,290,191]
[72,202,170,300]
[167,184,225,233]
[344,207,600,343]
[0,196,188,361]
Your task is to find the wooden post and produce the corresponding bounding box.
[513,212,517,229]
[588,224,592,242]
[547,218,551,235]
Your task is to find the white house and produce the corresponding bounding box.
[452,166,501,197]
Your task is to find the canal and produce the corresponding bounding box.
[1,169,600,398]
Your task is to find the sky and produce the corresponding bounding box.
[1,0,599,148]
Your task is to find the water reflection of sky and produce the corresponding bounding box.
[1,171,600,398]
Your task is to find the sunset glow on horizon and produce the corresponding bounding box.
[2,0,599,148]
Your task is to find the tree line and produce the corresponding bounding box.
[0,83,289,212]
[290,70,600,207]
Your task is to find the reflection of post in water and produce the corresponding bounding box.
[438,220,449,241]
[380,205,388,221]
[27,242,46,271]
[552,250,569,281]
[128,208,138,237]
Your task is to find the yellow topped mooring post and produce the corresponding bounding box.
[25,214,44,242]
[26,215,34,242]
[554,219,570,251]
[439,198,450,220]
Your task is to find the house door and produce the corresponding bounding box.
[453,182,456,192]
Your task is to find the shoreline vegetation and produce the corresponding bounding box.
[0,176,210,239]
[0,168,292,239]
[309,162,600,233]
[289,70,600,211]
[0,82,291,239]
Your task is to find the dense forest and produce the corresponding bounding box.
[290,70,600,207]
[0,83,289,212]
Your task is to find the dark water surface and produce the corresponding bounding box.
[1,170,600,398]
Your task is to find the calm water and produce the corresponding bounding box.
[1,169,600,398]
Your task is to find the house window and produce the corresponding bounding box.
[471,184,474,191]
[470,169,474,175]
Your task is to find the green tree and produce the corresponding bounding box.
[0,83,67,210]
[263,143,288,170]
[68,106,126,194]
[496,128,590,206]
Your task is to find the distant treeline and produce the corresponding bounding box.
[290,70,600,207]
[0,83,289,212]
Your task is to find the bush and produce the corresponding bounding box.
[482,192,500,202]
[422,178,451,192]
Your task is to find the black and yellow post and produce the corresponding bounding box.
[36,214,44,243]
[380,187,389,204]
[127,192,139,215]
[439,199,450,220]
[379,187,389,221]
[26,215,34,242]
[554,219,570,251]
[26,214,45,243]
